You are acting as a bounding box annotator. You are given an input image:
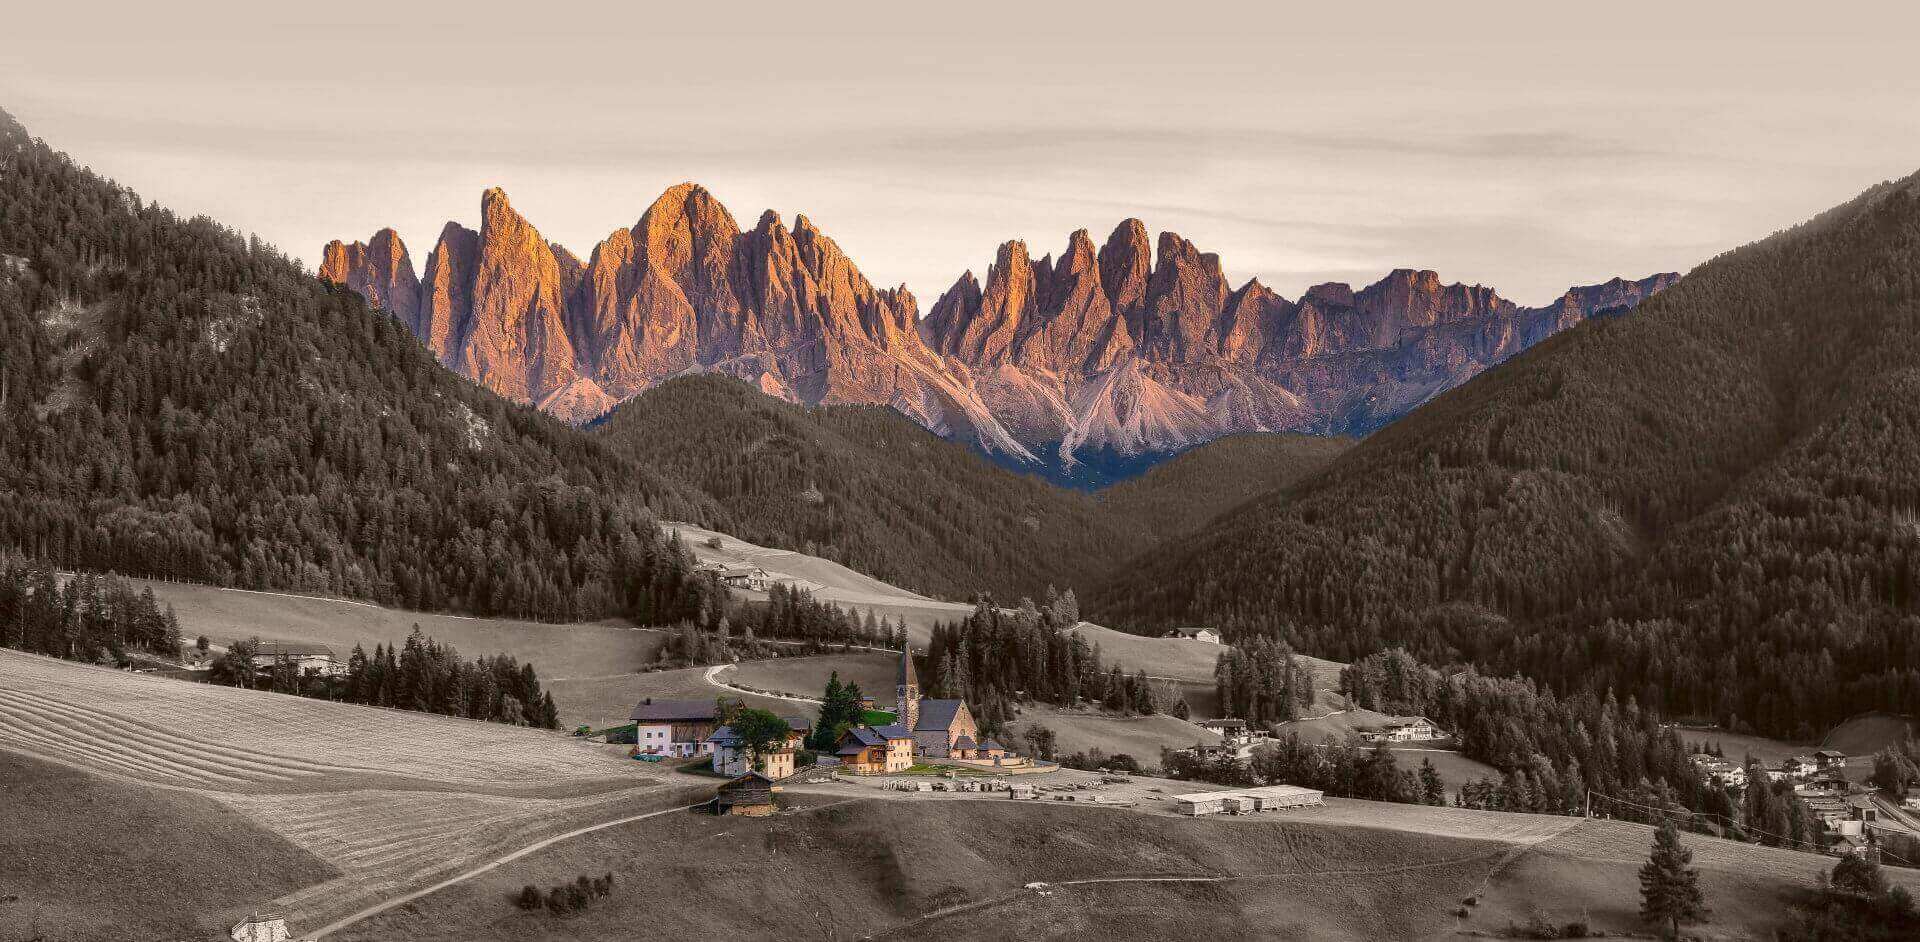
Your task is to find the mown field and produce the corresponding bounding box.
[326,788,1907,942]
[1013,707,1223,766]
[328,797,1519,942]
[121,574,669,683]
[0,649,683,938]
[0,751,338,942]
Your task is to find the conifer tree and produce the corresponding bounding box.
[1639,820,1707,939]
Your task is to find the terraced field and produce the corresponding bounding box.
[0,648,693,936]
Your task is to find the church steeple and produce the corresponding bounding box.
[896,645,920,731]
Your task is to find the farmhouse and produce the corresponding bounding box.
[1785,755,1818,778]
[1358,718,1443,743]
[248,642,340,677]
[1161,626,1221,644]
[715,771,778,816]
[720,566,771,590]
[895,646,982,758]
[707,723,804,778]
[1815,750,1848,770]
[1689,755,1747,788]
[835,724,915,773]
[629,698,722,757]
[1172,784,1323,816]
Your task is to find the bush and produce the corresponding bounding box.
[514,885,543,910]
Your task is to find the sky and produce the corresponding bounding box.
[5,2,1919,306]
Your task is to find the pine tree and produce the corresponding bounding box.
[1639,819,1707,939]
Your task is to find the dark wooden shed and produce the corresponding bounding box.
[716,771,777,816]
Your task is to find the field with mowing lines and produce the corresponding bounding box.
[0,649,640,792]
[0,648,693,936]
[116,574,669,685]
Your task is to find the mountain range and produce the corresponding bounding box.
[322,186,1675,483]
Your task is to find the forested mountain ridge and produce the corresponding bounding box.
[0,107,719,623]
[592,374,1149,601]
[1096,432,1351,540]
[1094,170,1920,740]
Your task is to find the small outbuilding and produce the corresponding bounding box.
[716,771,778,816]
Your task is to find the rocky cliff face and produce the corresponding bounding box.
[323,186,1675,480]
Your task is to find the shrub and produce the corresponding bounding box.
[514,885,543,910]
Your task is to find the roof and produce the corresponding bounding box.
[915,699,968,732]
[897,646,918,688]
[872,724,915,740]
[629,698,721,722]
[706,725,739,744]
[251,642,335,658]
[839,727,885,749]
[782,714,813,732]
[718,771,775,796]
[979,738,1006,752]
[1171,784,1322,803]
[1815,750,1848,758]
[1164,626,1216,637]
[952,735,978,751]
[1198,719,1247,729]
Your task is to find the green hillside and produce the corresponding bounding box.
[594,374,1150,601]
[0,107,717,624]
[1098,432,1351,539]
[1094,170,1920,740]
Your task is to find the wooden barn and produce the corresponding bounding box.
[715,771,778,816]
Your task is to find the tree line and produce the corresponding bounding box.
[0,560,182,664]
[207,627,561,729]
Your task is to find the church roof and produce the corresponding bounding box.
[952,734,978,751]
[915,699,968,732]
[897,646,918,688]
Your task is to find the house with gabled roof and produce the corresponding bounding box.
[836,724,914,774]
[708,723,804,778]
[630,698,721,757]
[248,642,341,677]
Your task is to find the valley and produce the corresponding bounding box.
[3,24,1920,938]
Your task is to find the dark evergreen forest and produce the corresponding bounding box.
[594,374,1149,601]
[1098,172,1920,740]
[0,108,716,625]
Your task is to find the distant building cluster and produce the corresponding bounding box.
[247,642,341,678]
[1159,626,1221,644]
[694,561,771,591]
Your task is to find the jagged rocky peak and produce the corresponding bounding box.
[323,188,1680,478]
[321,227,421,333]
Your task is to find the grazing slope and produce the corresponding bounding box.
[0,106,717,623]
[598,375,1148,600]
[1096,169,1920,740]
[1098,432,1352,538]
[323,795,1894,942]
[0,751,337,942]
[0,649,701,936]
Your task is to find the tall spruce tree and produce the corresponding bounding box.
[1639,820,1707,939]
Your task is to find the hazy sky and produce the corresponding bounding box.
[6,2,1918,305]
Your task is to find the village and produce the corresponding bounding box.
[630,645,1332,820]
